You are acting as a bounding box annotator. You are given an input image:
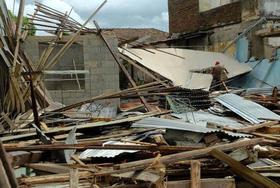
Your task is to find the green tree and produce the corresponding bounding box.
[8,10,36,36]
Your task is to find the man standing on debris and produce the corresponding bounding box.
[211,61,229,90]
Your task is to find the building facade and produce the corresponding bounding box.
[168,0,280,60]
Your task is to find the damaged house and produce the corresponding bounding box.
[168,0,280,88]
[0,0,280,188]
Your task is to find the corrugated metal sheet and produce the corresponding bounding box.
[216,93,280,124]
[231,59,280,88]
[132,117,250,138]
[172,111,244,128]
[79,141,139,159]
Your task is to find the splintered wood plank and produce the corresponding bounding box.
[191,161,201,188]
[210,149,280,188]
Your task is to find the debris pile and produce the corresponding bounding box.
[0,1,280,188]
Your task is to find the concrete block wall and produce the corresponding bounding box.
[23,34,119,106]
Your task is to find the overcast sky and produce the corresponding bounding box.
[5,0,169,33]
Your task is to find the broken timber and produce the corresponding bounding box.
[210,149,280,188]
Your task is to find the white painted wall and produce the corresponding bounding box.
[260,0,280,16]
[199,0,239,12]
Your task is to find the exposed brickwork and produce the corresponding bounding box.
[107,28,169,43]
[169,0,242,34]
[200,2,242,29]
[168,0,200,34]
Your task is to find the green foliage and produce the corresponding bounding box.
[8,10,36,36]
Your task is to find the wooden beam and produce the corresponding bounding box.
[69,168,79,188]
[5,143,203,152]
[94,20,152,112]
[43,70,89,75]
[72,59,81,90]
[52,81,162,112]
[167,179,235,188]
[1,111,170,142]
[13,0,25,68]
[210,149,280,188]
[97,138,263,175]
[236,121,279,133]
[19,171,93,185]
[0,160,11,188]
[191,161,201,188]
[45,0,107,70]
[26,163,69,174]
[0,140,18,188]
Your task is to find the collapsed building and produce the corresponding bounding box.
[0,0,280,188]
[168,0,280,57]
[168,0,280,88]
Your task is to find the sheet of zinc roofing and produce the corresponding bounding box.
[132,117,251,138]
[216,93,280,124]
[79,141,139,159]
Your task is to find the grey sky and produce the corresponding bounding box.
[5,0,169,32]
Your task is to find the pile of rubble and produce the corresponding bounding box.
[0,1,280,188]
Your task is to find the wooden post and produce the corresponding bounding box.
[210,149,280,188]
[12,0,25,69]
[0,140,18,188]
[69,168,79,188]
[0,160,11,188]
[94,21,152,112]
[191,160,201,188]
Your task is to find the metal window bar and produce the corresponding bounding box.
[166,95,197,124]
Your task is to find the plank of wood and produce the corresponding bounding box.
[1,111,169,142]
[12,0,25,70]
[112,170,161,184]
[45,0,107,70]
[72,59,81,90]
[0,160,11,188]
[43,70,89,75]
[71,155,86,166]
[236,121,279,133]
[5,143,203,152]
[0,140,19,188]
[94,21,152,112]
[53,81,162,112]
[210,149,280,188]
[252,132,280,141]
[19,171,93,185]
[26,163,69,174]
[191,161,201,188]
[166,178,236,188]
[69,168,79,188]
[8,151,42,167]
